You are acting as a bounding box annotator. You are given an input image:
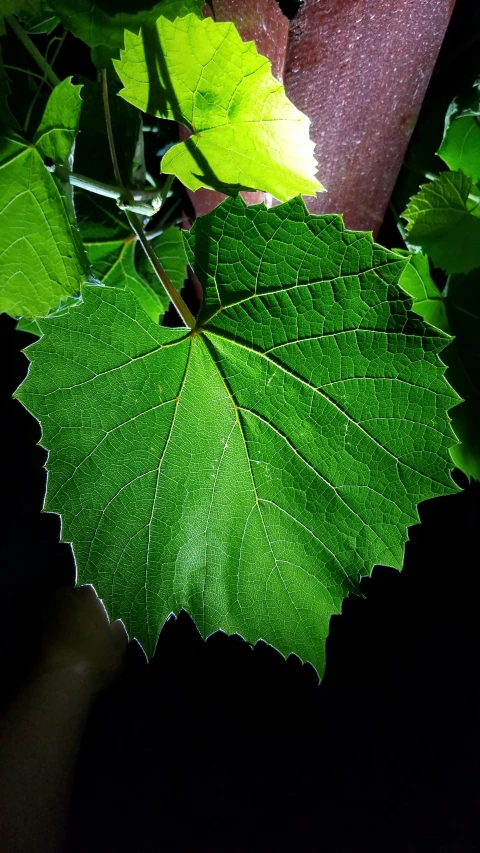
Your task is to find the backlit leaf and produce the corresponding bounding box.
[114,14,323,201]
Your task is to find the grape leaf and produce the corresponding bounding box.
[438,78,480,182]
[443,270,480,480]
[33,75,83,163]
[395,249,449,332]
[51,0,204,65]
[114,14,322,201]
[0,79,88,318]
[16,197,458,676]
[403,171,480,274]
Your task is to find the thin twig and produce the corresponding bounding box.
[24,30,67,132]
[7,16,60,87]
[127,211,196,329]
[101,68,123,189]
[4,64,54,85]
[100,69,195,329]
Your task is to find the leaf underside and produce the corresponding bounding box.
[17,197,459,676]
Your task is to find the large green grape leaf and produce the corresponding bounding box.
[403,171,480,275]
[16,197,458,677]
[114,14,322,201]
[0,79,88,318]
[51,0,204,65]
[395,249,449,333]
[438,79,480,182]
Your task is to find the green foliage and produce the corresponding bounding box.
[0,78,88,318]
[16,197,458,674]
[403,170,480,274]
[444,271,480,481]
[114,14,322,201]
[0,8,467,675]
[396,250,449,333]
[51,0,204,65]
[438,78,480,182]
[85,227,186,322]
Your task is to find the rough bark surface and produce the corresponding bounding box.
[284,0,455,233]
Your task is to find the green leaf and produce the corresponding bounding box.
[0,81,88,318]
[114,14,323,201]
[16,197,458,677]
[395,249,449,333]
[403,171,480,274]
[85,227,186,321]
[443,270,480,481]
[33,76,82,163]
[438,78,480,182]
[86,236,164,323]
[15,1,60,34]
[51,0,204,64]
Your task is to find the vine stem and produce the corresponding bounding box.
[101,69,195,330]
[6,16,60,88]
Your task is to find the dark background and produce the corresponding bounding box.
[1,1,480,850]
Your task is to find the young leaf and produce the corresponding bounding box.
[16,197,458,677]
[438,78,480,182]
[33,75,83,163]
[395,249,449,332]
[51,0,204,64]
[0,80,88,318]
[403,171,480,274]
[114,14,323,201]
[86,237,164,323]
[443,270,480,481]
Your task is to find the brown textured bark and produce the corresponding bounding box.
[284,0,456,234]
[183,0,290,221]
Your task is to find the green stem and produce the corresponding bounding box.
[127,211,196,330]
[6,16,60,88]
[3,64,54,86]
[45,162,163,211]
[100,69,195,330]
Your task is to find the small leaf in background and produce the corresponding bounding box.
[33,75,82,163]
[0,79,88,318]
[443,270,480,481]
[85,227,186,322]
[403,171,480,274]
[395,249,449,332]
[114,14,323,201]
[438,78,480,183]
[17,197,458,677]
[51,0,205,65]
[87,237,166,323]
